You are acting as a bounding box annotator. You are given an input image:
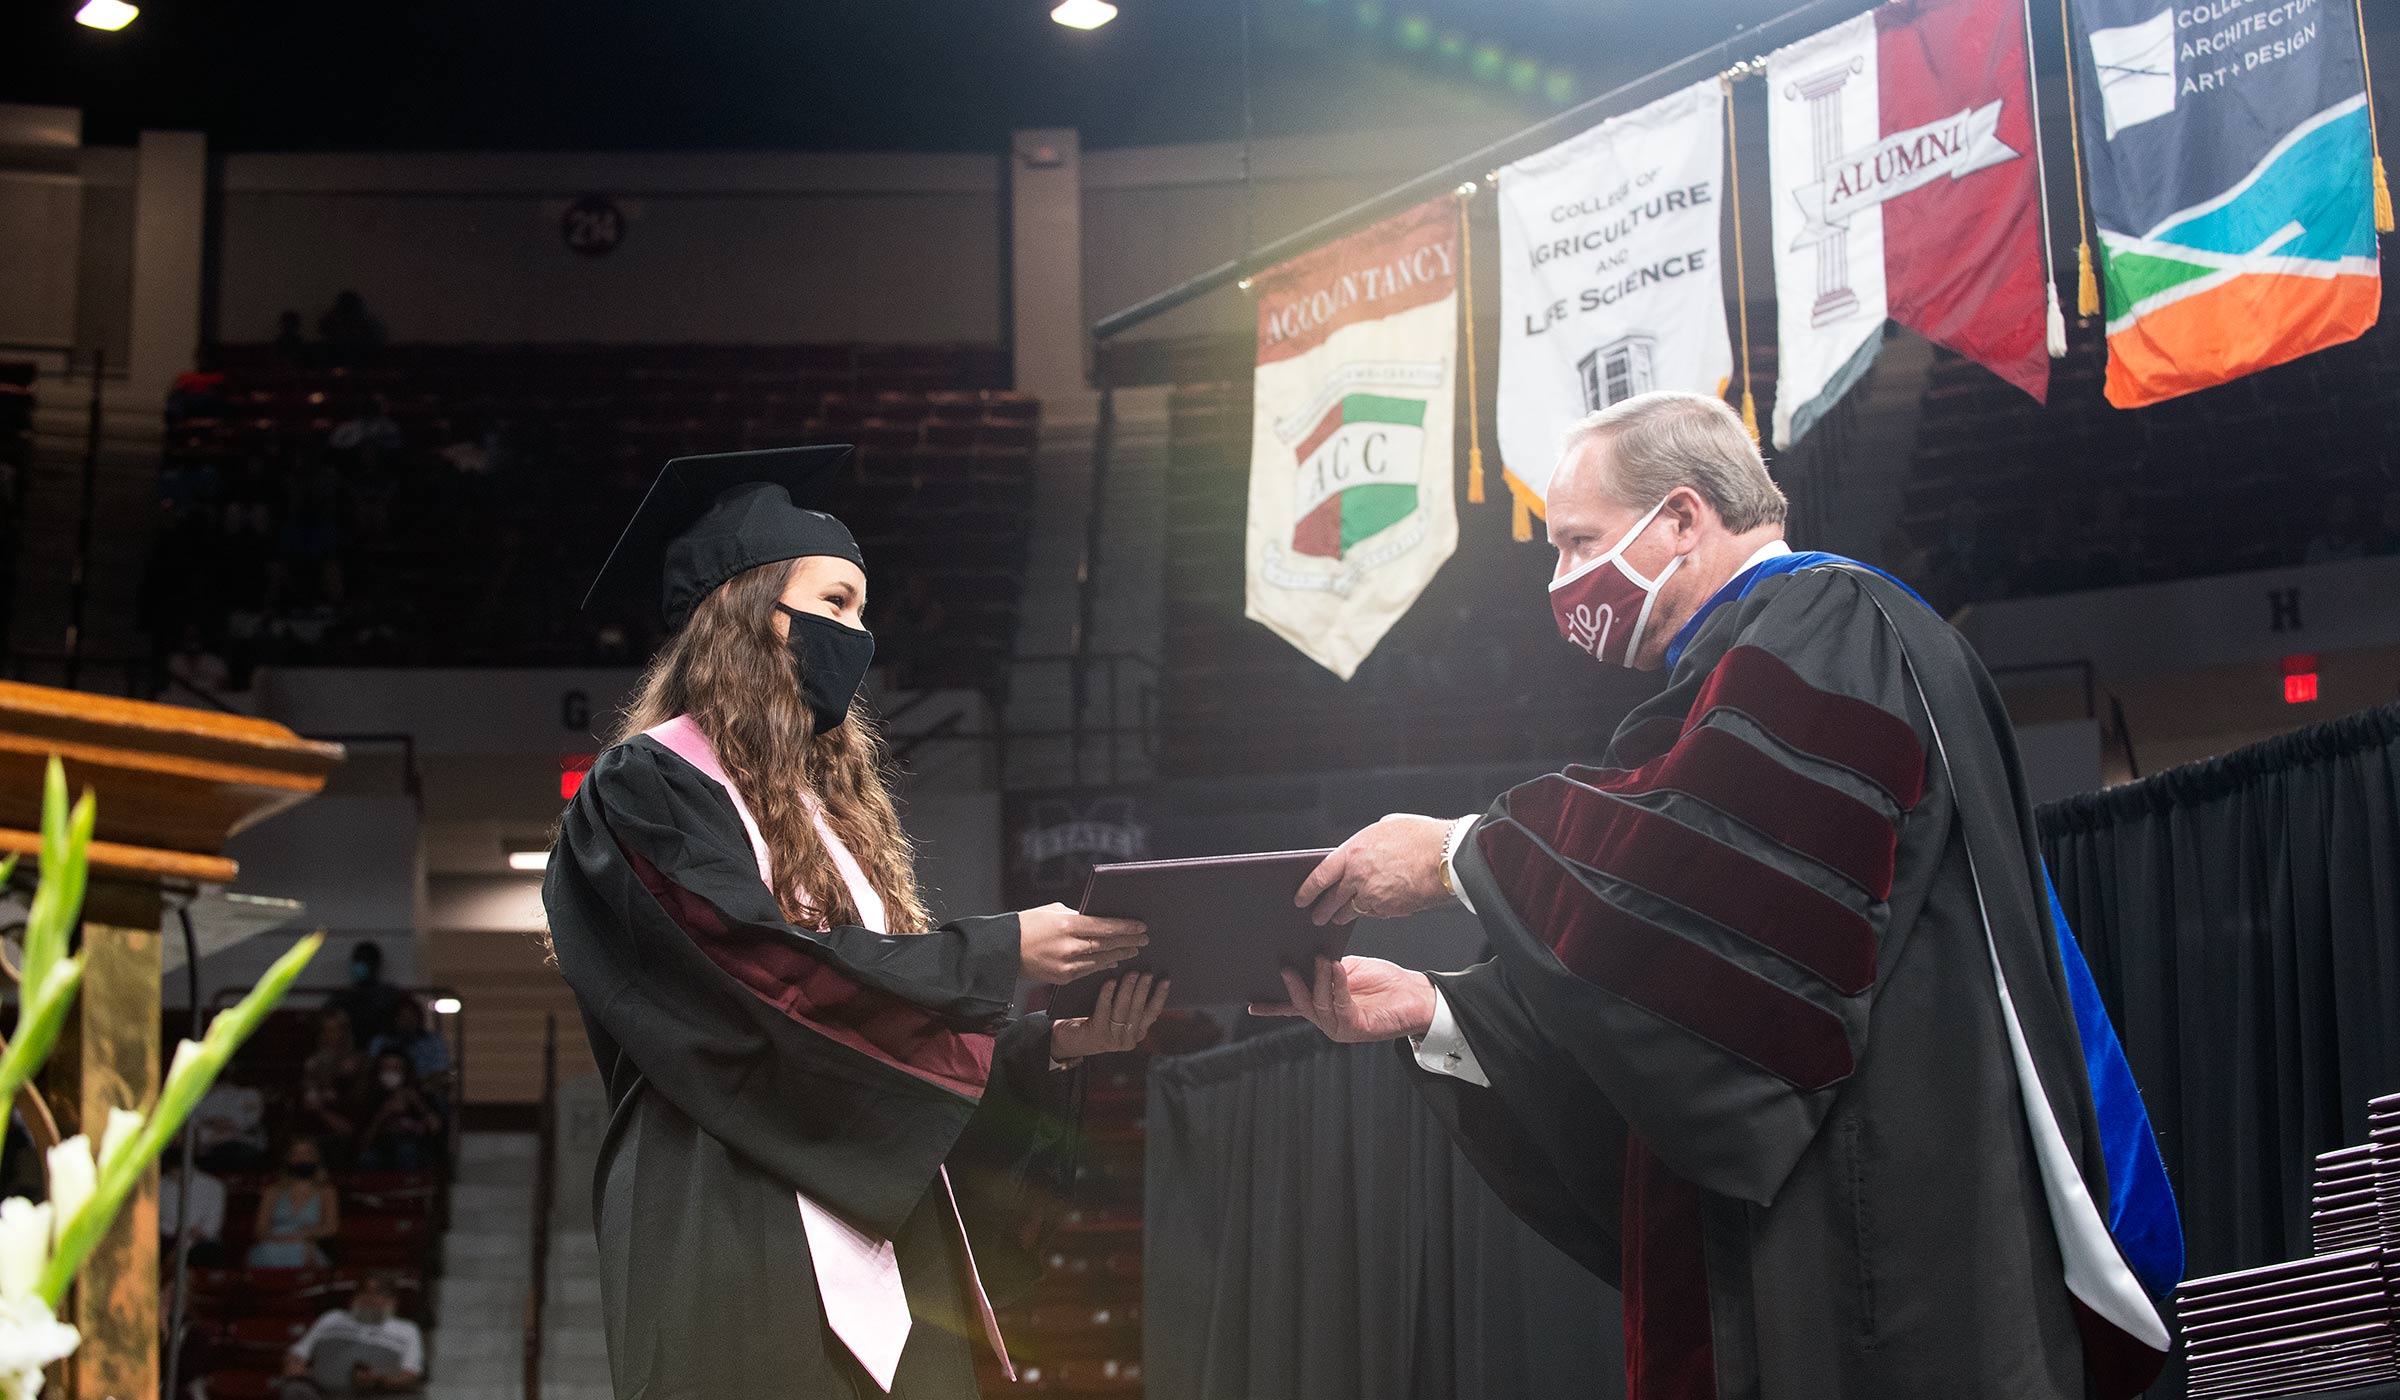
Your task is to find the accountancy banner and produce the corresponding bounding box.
[1246,197,1461,680]
[2068,0,2381,406]
[1767,0,2053,448]
[1494,78,1733,535]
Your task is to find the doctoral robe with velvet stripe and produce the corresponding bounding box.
[1407,563,2174,1400]
[543,734,1081,1399]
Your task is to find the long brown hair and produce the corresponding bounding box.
[613,561,930,934]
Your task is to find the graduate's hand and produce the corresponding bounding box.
[1246,956,1437,1042]
[1296,815,1456,926]
[1016,903,1149,985]
[1050,972,1172,1061]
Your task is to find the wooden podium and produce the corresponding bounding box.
[0,682,342,1400]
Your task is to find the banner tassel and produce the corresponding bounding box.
[1456,192,1491,508]
[2058,0,2103,323]
[2357,0,2393,233]
[1511,492,1532,543]
[1724,75,1761,442]
[2046,282,2069,359]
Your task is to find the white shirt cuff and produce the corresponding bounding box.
[1443,814,1479,914]
[1409,988,1492,1088]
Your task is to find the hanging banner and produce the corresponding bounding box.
[1246,198,1460,680]
[1767,0,2052,448]
[2068,0,2380,407]
[1494,79,1733,532]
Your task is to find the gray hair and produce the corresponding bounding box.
[1560,391,1788,533]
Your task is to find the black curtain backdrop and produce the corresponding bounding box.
[1145,1024,1623,1400]
[2041,703,2400,1398]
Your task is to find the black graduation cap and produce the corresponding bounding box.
[583,445,865,631]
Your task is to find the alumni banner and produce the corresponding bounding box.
[1767,0,2053,448]
[1246,198,1461,680]
[1494,78,1733,534]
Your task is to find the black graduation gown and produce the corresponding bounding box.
[543,734,1082,1400]
[1408,564,2165,1400]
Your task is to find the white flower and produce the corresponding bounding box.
[165,1039,205,1087]
[0,1294,80,1399]
[96,1110,141,1174]
[0,1204,49,1304]
[37,1143,90,1253]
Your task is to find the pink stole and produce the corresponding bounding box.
[644,716,1013,1391]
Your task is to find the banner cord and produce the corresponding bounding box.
[1724,76,1761,441]
[2057,0,2103,317]
[2020,0,2071,356]
[2357,0,2395,233]
[1458,192,1487,506]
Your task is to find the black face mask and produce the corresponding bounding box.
[776,605,875,733]
[287,1161,321,1179]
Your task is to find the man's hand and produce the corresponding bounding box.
[1050,972,1172,1061]
[1246,956,1438,1042]
[1295,815,1459,926]
[1016,904,1148,986]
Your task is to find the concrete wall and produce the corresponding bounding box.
[216,151,1006,345]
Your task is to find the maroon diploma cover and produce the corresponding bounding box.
[1048,849,1351,1017]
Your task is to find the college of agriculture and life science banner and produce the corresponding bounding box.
[1246,197,1461,680]
[1495,78,1733,537]
[1767,0,2053,448]
[2069,0,2381,407]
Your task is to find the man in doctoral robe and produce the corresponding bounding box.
[1256,391,2183,1400]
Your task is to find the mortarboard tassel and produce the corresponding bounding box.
[1739,389,1759,441]
[2377,157,2395,235]
[1468,444,1485,504]
[1511,491,1532,543]
[2046,282,2068,358]
[2076,240,2101,319]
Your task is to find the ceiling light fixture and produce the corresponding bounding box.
[75,0,138,30]
[507,849,550,872]
[1052,0,1118,30]
[431,997,463,1015]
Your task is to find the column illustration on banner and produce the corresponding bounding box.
[1245,198,1460,680]
[2066,0,2383,407]
[1766,0,2054,448]
[1494,78,1733,538]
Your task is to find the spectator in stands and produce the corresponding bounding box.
[190,1077,270,1173]
[2305,491,2371,563]
[328,941,402,1045]
[2372,487,2400,556]
[300,1008,367,1150]
[2005,504,2079,597]
[167,350,228,424]
[355,1052,443,1172]
[280,1271,423,1397]
[161,623,232,706]
[272,310,313,365]
[247,1138,339,1270]
[1923,498,2010,612]
[318,292,385,363]
[330,395,402,454]
[367,998,450,1096]
[159,1157,230,1268]
[2080,486,2146,588]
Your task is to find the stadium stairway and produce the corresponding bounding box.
[536,1222,611,1400]
[423,1132,537,1400]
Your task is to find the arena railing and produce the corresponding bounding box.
[524,1012,558,1400]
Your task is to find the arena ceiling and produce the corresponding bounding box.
[2,0,1771,152]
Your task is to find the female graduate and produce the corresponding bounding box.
[545,446,1168,1400]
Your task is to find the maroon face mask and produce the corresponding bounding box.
[1548,498,1680,667]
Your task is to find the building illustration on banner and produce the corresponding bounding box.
[1579,335,1659,410]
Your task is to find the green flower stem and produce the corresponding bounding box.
[37,932,321,1306]
[22,760,93,1004]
